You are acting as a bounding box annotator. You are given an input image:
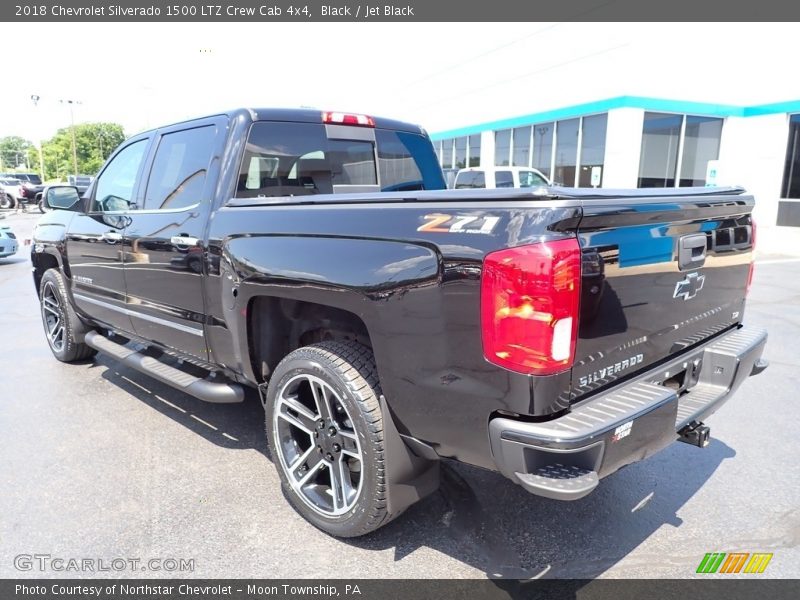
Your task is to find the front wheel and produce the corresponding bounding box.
[0,194,14,209]
[264,341,394,537]
[39,269,96,362]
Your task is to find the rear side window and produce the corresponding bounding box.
[496,171,513,188]
[144,125,216,210]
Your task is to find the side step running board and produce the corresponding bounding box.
[85,331,244,404]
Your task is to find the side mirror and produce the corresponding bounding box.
[43,186,81,211]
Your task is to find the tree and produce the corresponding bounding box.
[42,122,126,180]
[0,136,35,171]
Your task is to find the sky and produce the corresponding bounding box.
[1,22,796,143]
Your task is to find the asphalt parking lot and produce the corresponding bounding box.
[1,209,798,580]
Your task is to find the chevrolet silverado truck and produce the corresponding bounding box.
[32,108,767,537]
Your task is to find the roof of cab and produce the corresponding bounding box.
[133,108,426,137]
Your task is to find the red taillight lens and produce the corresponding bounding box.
[322,111,375,127]
[481,239,581,375]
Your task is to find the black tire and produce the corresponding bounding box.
[39,269,97,362]
[38,199,48,214]
[264,341,394,537]
[0,194,14,210]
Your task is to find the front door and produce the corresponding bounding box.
[122,120,221,362]
[69,137,150,333]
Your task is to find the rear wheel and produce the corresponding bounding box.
[39,269,96,362]
[0,194,14,209]
[264,341,393,537]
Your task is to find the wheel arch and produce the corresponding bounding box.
[248,295,373,382]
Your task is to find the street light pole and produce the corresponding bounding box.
[30,95,46,181]
[60,99,81,177]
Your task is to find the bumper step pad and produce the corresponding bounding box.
[514,465,599,501]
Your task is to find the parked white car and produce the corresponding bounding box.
[0,178,24,209]
[0,224,18,258]
[454,166,550,190]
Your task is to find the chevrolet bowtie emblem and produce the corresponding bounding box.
[674,272,706,300]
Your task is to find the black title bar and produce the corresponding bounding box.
[4,0,800,21]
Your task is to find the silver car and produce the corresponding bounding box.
[0,224,18,258]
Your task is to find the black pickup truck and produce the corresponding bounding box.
[32,108,767,537]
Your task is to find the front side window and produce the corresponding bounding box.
[144,125,216,210]
[518,170,548,187]
[93,139,148,212]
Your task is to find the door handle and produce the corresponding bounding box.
[170,235,200,247]
[101,231,123,243]
[678,233,707,270]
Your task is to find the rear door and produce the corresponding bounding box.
[572,190,754,401]
[121,118,224,361]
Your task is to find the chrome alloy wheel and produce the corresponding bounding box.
[272,374,364,517]
[41,281,66,352]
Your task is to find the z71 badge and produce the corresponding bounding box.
[417,214,500,235]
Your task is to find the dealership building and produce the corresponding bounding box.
[430,96,800,255]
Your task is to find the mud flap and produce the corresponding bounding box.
[379,394,441,517]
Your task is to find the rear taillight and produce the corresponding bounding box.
[322,111,375,127]
[481,239,581,375]
[746,218,756,297]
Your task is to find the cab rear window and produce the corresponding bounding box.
[236,122,444,198]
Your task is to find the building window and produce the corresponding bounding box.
[638,112,723,188]
[554,118,579,186]
[533,123,553,179]
[495,129,511,166]
[468,134,481,167]
[578,114,608,187]
[512,126,531,167]
[454,136,467,169]
[441,138,453,170]
[680,116,723,186]
[781,114,800,199]
[638,112,682,188]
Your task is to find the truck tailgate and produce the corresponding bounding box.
[572,189,754,401]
